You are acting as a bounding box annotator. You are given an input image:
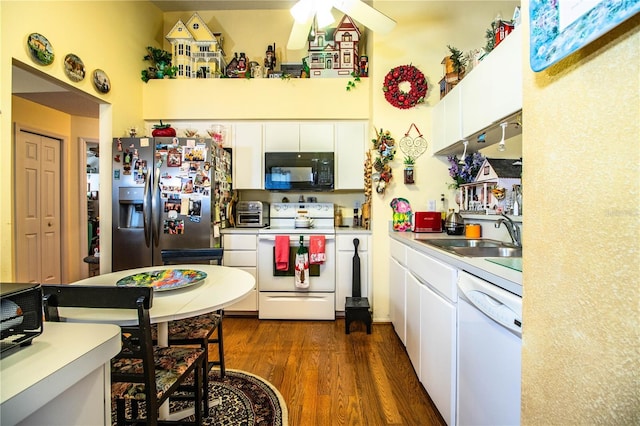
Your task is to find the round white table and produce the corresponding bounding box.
[68,264,254,345]
[68,264,254,421]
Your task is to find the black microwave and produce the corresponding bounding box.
[265,152,334,191]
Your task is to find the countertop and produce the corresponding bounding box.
[389,231,522,297]
[0,322,121,425]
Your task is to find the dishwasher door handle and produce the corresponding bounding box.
[466,290,522,335]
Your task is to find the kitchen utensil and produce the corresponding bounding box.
[444,209,465,235]
[352,238,361,297]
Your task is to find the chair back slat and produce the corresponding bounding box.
[161,248,223,265]
[41,285,156,396]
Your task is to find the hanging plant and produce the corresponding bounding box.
[382,64,428,109]
[346,71,362,91]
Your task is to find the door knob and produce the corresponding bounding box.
[48,222,52,227]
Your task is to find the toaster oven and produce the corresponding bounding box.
[236,201,269,228]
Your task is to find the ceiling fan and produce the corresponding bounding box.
[287,0,396,50]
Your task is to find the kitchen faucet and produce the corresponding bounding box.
[495,213,522,247]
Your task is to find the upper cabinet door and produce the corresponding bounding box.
[263,122,299,152]
[489,26,522,122]
[335,121,366,190]
[299,123,334,152]
[233,123,263,189]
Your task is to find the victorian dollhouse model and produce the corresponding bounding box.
[165,12,226,78]
[460,158,522,214]
[306,14,361,78]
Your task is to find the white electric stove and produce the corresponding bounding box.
[257,203,336,320]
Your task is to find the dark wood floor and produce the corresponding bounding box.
[219,316,446,426]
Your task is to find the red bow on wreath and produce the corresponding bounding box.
[382,65,428,110]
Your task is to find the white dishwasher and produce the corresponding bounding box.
[456,271,522,426]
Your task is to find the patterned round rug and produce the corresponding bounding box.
[112,369,288,426]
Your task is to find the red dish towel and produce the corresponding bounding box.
[309,235,326,264]
[275,235,290,271]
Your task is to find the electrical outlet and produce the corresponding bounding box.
[428,200,436,211]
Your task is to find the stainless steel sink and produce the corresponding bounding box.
[415,238,522,258]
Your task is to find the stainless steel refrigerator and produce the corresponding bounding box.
[112,137,232,271]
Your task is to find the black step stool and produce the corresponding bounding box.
[345,296,372,334]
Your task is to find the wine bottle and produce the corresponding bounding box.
[295,236,309,288]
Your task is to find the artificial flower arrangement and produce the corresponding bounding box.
[447,152,484,189]
[371,128,396,194]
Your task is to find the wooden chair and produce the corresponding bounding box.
[158,248,225,410]
[42,285,205,425]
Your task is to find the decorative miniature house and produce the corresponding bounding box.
[306,14,361,78]
[165,12,226,79]
[459,158,522,214]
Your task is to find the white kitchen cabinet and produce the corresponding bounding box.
[405,270,421,377]
[264,122,299,152]
[389,257,406,345]
[431,83,462,154]
[336,234,370,311]
[264,122,333,152]
[335,121,367,189]
[389,237,407,343]
[462,26,522,138]
[459,54,492,138]
[488,26,523,124]
[406,245,458,426]
[420,278,456,426]
[433,26,522,155]
[222,233,258,311]
[232,122,263,189]
[300,122,334,152]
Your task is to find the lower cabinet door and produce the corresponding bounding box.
[405,271,421,376]
[389,257,406,345]
[420,282,456,426]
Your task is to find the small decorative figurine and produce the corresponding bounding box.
[226,53,239,77]
[264,44,276,74]
[359,56,369,77]
[237,52,247,77]
[390,198,412,232]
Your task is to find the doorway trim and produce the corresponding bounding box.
[13,122,67,283]
[79,137,99,278]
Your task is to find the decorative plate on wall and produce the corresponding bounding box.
[92,69,111,93]
[27,33,54,66]
[63,53,85,82]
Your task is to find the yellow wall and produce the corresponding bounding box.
[11,97,99,283]
[368,1,519,320]
[521,1,639,423]
[1,1,163,280]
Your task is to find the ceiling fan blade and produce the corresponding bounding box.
[287,19,312,50]
[332,0,396,34]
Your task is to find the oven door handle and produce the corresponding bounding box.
[258,234,335,241]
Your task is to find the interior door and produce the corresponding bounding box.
[15,129,61,283]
